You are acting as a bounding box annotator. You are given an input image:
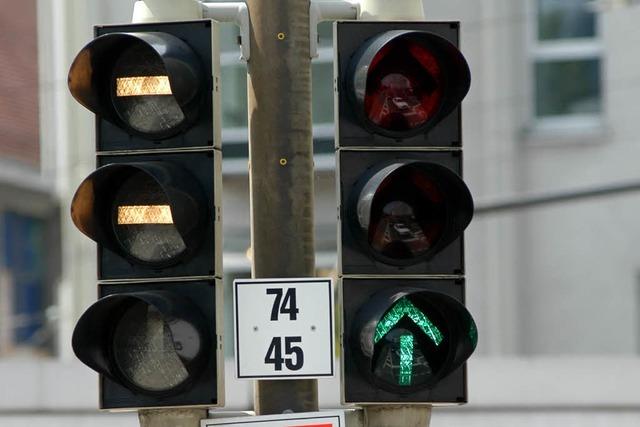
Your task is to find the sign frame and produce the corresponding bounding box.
[234,277,335,380]
[201,410,345,427]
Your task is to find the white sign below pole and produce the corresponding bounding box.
[233,278,335,379]
[202,411,345,427]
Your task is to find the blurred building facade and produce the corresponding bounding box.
[1,0,640,426]
[0,0,59,359]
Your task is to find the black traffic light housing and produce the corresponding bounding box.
[73,280,222,410]
[69,20,220,151]
[336,21,469,148]
[335,21,476,405]
[68,20,223,410]
[68,20,222,282]
[71,151,220,281]
[342,278,475,404]
[338,150,472,276]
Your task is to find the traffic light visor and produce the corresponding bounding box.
[70,162,208,266]
[351,288,476,393]
[68,32,205,139]
[72,291,211,395]
[347,30,470,137]
[352,161,473,266]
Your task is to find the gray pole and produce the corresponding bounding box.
[245,0,319,415]
[139,409,208,427]
[364,406,431,427]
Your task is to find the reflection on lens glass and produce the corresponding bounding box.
[111,43,185,135]
[364,39,443,131]
[112,301,194,392]
[367,166,445,260]
[112,171,186,264]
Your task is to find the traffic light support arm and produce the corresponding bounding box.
[309,1,359,58]
[132,1,250,61]
[202,2,250,61]
[132,0,203,22]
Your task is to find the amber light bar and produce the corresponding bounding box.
[117,205,174,225]
[116,76,172,97]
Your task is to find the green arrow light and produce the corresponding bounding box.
[399,334,414,386]
[469,319,478,346]
[374,297,443,346]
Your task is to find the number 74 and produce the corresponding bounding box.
[267,288,300,321]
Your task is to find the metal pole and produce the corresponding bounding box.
[246,0,318,415]
[139,409,208,427]
[364,406,431,427]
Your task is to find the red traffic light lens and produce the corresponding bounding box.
[367,165,446,261]
[345,30,471,140]
[351,160,473,267]
[364,39,443,132]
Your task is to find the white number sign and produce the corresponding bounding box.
[202,410,345,427]
[234,278,334,379]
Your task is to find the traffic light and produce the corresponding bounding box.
[67,20,223,410]
[336,21,477,404]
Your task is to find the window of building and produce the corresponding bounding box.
[0,0,59,358]
[532,0,603,129]
[0,212,55,356]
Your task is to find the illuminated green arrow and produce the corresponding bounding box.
[374,297,443,386]
[374,297,443,346]
[398,334,414,385]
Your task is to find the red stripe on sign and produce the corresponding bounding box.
[289,424,333,427]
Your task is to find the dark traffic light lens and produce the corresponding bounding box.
[112,300,201,393]
[111,43,185,136]
[364,39,443,132]
[365,165,446,261]
[112,170,186,264]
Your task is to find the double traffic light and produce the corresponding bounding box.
[67,14,476,412]
[336,21,477,404]
[68,20,223,410]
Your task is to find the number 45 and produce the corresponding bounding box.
[264,336,304,371]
